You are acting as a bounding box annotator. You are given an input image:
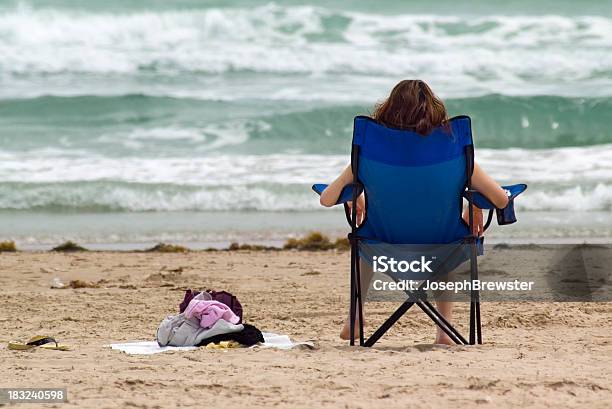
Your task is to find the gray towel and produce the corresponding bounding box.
[157,314,244,347]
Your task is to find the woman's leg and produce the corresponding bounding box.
[340,259,373,340]
[433,262,464,345]
[434,300,454,345]
[339,302,362,340]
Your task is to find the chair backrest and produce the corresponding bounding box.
[353,115,474,244]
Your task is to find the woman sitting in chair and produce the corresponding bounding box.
[319,79,509,345]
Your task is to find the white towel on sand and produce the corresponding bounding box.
[109,341,197,355]
[109,332,314,355]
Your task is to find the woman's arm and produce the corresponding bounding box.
[320,164,353,207]
[463,162,509,236]
[471,162,509,209]
[320,164,365,225]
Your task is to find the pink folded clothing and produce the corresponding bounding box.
[184,299,240,329]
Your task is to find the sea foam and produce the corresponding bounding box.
[0,4,611,97]
[0,145,611,212]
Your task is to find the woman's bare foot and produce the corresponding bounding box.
[339,318,363,340]
[434,301,454,345]
[434,329,455,345]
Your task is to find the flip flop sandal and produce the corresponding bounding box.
[8,335,70,351]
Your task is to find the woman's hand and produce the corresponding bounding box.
[347,193,366,226]
[462,205,483,236]
[320,165,353,207]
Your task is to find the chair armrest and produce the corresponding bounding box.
[312,183,363,206]
[463,184,527,209]
[463,184,528,225]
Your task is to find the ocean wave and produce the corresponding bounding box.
[2,94,612,150]
[0,153,348,185]
[518,184,612,212]
[0,181,610,212]
[0,182,314,212]
[0,4,611,96]
[0,144,611,212]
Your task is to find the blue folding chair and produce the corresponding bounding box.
[313,115,526,346]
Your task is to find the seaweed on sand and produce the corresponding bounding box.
[145,243,190,253]
[52,241,88,252]
[0,241,17,252]
[284,232,349,251]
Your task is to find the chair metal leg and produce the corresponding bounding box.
[355,256,365,346]
[471,239,482,345]
[349,245,356,347]
[468,238,479,345]
[417,302,464,345]
[475,269,482,345]
[422,300,468,345]
[364,301,415,347]
[469,302,475,345]
[476,301,482,344]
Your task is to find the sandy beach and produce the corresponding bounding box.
[1,248,610,408]
[2,1,611,408]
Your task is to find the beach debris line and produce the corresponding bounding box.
[0,240,17,252]
[284,232,349,251]
[34,234,351,254]
[225,232,349,251]
[145,243,189,253]
[52,241,88,252]
[228,242,277,251]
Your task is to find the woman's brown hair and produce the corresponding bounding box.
[372,79,448,135]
